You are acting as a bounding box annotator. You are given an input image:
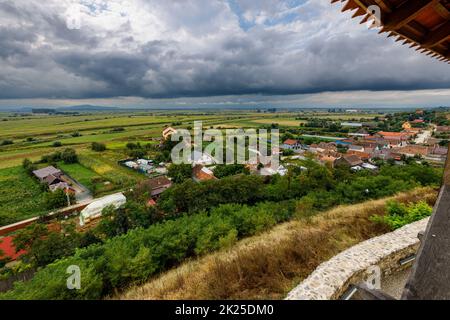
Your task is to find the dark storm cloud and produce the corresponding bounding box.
[0,0,449,101]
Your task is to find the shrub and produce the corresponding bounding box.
[1,140,14,146]
[128,149,146,159]
[371,200,433,230]
[167,164,192,183]
[44,189,74,210]
[213,164,250,179]
[91,142,106,152]
[52,141,62,147]
[61,148,78,164]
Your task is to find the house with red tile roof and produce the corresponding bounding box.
[395,146,430,157]
[347,150,371,161]
[281,139,302,151]
[193,165,217,182]
[376,132,410,147]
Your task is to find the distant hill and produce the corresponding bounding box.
[60,105,119,112]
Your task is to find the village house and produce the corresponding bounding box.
[162,127,177,140]
[318,154,340,166]
[33,166,63,183]
[436,126,450,133]
[144,176,173,198]
[348,145,365,153]
[281,139,302,151]
[402,121,412,131]
[192,150,216,166]
[426,146,449,162]
[260,164,289,176]
[349,128,370,138]
[347,150,371,161]
[310,142,337,154]
[32,166,74,193]
[334,154,364,168]
[392,145,429,158]
[376,132,410,148]
[341,122,363,128]
[193,165,217,182]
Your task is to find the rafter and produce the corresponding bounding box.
[383,0,440,31]
[423,20,450,47]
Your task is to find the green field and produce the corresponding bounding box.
[0,166,47,226]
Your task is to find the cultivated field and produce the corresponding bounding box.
[0,110,381,226]
[0,166,48,226]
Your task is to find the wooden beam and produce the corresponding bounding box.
[374,0,392,13]
[383,0,440,31]
[434,2,450,20]
[423,21,450,48]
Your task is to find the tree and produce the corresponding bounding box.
[126,142,140,150]
[439,140,449,147]
[52,141,62,147]
[96,206,130,238]
[282,149,295,156]
[61,148,78,164]
[13,222,81,267]
[22,158,37,175]
[129,149,146,159]
[213,164,249,179]
[44,189,74,210]
[168,164,192,183]
[91,142,106,152]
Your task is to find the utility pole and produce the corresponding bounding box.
[65,187,71,207]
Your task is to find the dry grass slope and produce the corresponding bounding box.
[115,187,437,300]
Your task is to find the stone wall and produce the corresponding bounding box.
[286,218,429,300]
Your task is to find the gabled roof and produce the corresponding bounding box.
[283,139,300,145]
[32,166,62,179]
[343,154,364,166]
[332,0,450,63]
[144,176,173,190]
[44,175,62,185]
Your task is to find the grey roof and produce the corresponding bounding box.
[32,166,62,179]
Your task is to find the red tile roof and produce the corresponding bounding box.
[193,165,217,181]
[0,236,26,261]
[378,132,409,137]
[283,139,299,146]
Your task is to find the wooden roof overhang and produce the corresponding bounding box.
[332,0,450,63]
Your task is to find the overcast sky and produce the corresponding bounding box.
[0,0,449,109]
